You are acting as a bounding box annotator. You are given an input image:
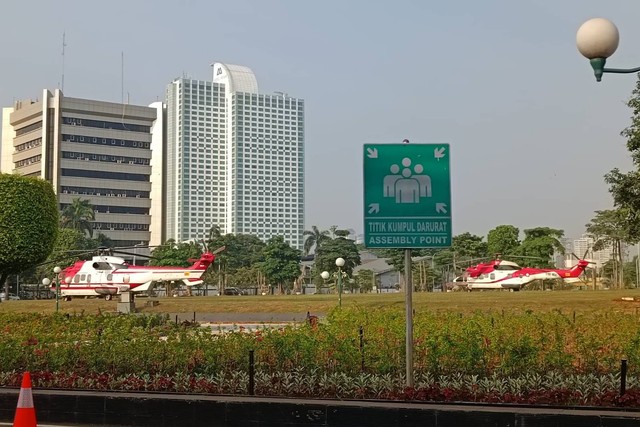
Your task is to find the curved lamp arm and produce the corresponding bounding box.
[590,58,640,82]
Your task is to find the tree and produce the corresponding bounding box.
[586,209,630,289]
[517,227,565,267]
[225,234,266,271]
[353,269,377,293]
[313,235,361,280]
[203,230,266,290]
[93,232,114,248]
[35,228,95,278]
[623,258,638,289]
[412,257,439,292]
[487,225,520,256]
[61,198,95,238]
[261,236,301,294]
[303,226,330,255]
[150,240,202,267]
[452,232,488,259]
[227,265,264,291]
[605,75,640,241]
[0,174,58,299]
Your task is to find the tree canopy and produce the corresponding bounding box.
[452,232,488,259]
[150,240,202,267]
[517,227,564,267]
[487,225,520,256]
[261,236,301,292]
[605,74,640,241]
[0,174,59,295]
[313,235,361,278]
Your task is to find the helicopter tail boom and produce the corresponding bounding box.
[565,259,592,279]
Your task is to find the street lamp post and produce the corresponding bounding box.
[133,243,144,266]
[53,266,62,312]
[577,19,640,289]
[336,257,345,308]
[320,271,330,296]
[577,18,640,82]
[41,277,50,305]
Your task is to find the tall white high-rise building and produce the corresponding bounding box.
[165,63,305,250]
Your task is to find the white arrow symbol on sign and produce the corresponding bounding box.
[436,203,447,213]
[434,147,446,160]
[368,203,379,214]
[367,148,378,158]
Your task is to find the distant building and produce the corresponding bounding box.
[165,63,305,250]
[1,89,161,247]
[562,234,614,268]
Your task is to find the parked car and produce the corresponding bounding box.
[223,287,242,296]
[0,292,20,300]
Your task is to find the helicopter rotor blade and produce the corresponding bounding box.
[504,254,546,260]
[107,250,155,259]
[211,245,226,255]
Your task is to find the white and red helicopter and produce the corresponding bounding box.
[451,254,594,291]
[46,246,224,300]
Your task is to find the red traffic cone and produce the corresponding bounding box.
[13,372,37,427]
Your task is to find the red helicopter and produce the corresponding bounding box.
[452,253,594,292]
[45,245,224,300]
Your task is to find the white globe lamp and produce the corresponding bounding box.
[574,18,640,82]
[576,18,619,59]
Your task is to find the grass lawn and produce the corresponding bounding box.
[1,289,640,315]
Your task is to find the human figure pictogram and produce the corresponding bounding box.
[383,157,432,203]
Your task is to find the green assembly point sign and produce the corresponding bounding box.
[363,143,452,249]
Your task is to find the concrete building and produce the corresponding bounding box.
[562,234,615,268]
[1,89,160,248]
[165,63,305,250]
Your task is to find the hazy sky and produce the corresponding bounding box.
[2,1,640,241]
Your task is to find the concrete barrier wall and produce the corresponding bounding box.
[1,388,639,426]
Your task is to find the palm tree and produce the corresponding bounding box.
[303,226,330,256]
[61,198,95,238]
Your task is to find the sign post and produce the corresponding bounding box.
[363,143,452,387]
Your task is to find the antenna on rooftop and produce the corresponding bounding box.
[121,51,124,104]
[61,32,67,92]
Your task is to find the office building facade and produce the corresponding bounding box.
[165,63,305,250]
[1,89,159,247]
[561,234,615,268]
